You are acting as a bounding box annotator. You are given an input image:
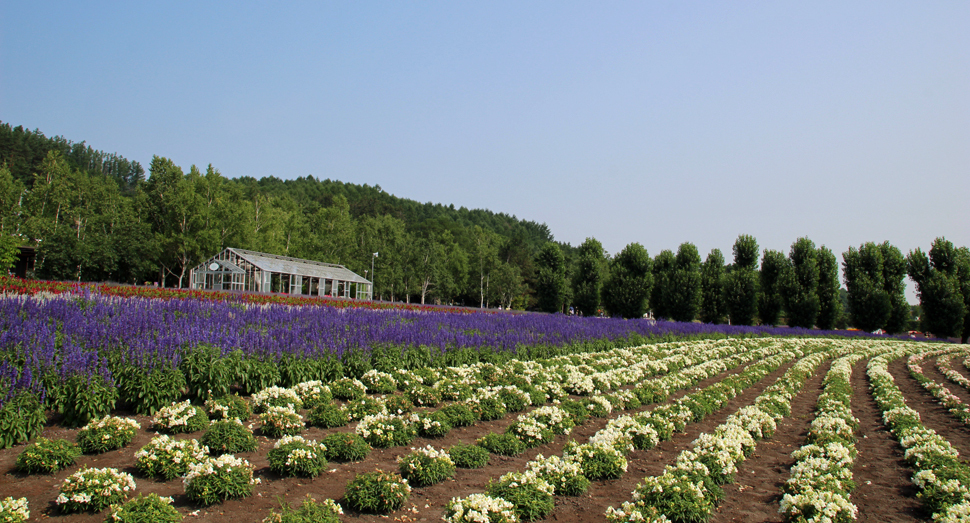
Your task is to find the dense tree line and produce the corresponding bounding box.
[1,122,967,340]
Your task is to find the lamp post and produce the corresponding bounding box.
[371,252,378,300]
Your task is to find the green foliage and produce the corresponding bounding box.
[153,401,210,434]
[405,384,441,407]
[572,237,607,316]
[258,406,305,438]
[60,374,118,427]
[267,436,328,477]
[115,362,185,415]
[724,235,760,326]
[477,433,526,456]
[180,344,234,401]
[558,399,590,425]
[56,466,135,513]
[344,470,411,514]
[415,411,453,438]
[505,420,554,448]
[440,401,478,427]
[758,249,788,326]
[844,242,893,332]
[0,391,46,449]
[816,245,842,330]
[449,443,490,468]
[699,248,726,324]
[262,495,343,523]
[344,396,386,420]
[383,393,413,415]
[307,404,349,428]
[76,416,139,454]
[475,396,507,421]
[602,242,653,319]
[397,446,456,486]
[107,493,182,523]
[15,437,80,474]
[322,432,371,462]
[200,420,258,455]
[239,356,281,395]
[908,238,970,341]
[780,237,821,328]
[535,243,568,313]
[0,234,19,274]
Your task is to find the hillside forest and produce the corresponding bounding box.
[1,122,969,340]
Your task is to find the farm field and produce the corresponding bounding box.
[0,294,965,523]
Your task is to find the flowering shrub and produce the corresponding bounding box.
[107,493,181,523]
[416,411,453,438]
[356,413,416,448]
[398,445,456,486]
[268,435,328,477]
[505,419,554,448]
[779,490,858,523]
[564,441,628,480]
[263,494,343,523]
[406,384,442,407]
[344,470,411,513]
[56,466,135,513]
[76,416,140,454]
[444,494,519,523]
[15,437,81,474]
[527,406,575,435]
[486,470,555,521]
[204,394,252,421]
[450,442,490,468]
[584,396,613,418]
[497,386,531,412]
[153,400,209,434]
[329,378,367,400]
[345,396,387,421]
[307,403,349,428]
[360,370,397,394]
[473,395,507,422]
[183,454,259,505]
[134,434,209,480]
[0,497,29,523]
[559,399,590,426]
[259,405,305,437]
[252,386,302,413]
[477,433,526,456]
[526,454,590,496]
[435,378,473,401]
[200,419,258,454]
[384,393,414,415]
[321,432,371,462]
[292,380,332,409]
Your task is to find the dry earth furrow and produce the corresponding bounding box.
[852,359,922,523]
[708,360,829,523]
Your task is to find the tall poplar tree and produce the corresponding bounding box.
[699,248,726,324]
[724,234,759,326]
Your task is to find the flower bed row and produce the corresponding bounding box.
[868,345,970,522]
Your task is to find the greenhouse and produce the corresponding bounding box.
[189,247,372,299]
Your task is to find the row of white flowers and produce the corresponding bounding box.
[868,344,970,522]
[606,340,840,522]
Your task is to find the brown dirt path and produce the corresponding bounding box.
[709,361,829,523]
[852,359,923,523]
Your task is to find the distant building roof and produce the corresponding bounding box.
[226,248,369,284]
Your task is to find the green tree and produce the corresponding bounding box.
[758,249,787,326]
[602,243,653,319]
[535,243,568,313]
[572,237,607,316]
[667,243,702,323]
[651,249,676,320]
[816,245,841,330]
[699,248,726,324]
[843,242,891,332]
[880,242,911,335]
[780,237,820,329]
[472,226,502,308]
[489,261,523,310]
[908,238,969,341]
[724,234,759,326]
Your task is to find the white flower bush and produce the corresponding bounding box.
[259,404,305,437]
[76,415,141,453]
[355,412,416,448]
[252,386,302,412]
[152,399,209,433]
[56,466,136,513]
[134,434,209,480]
[444,493,520,523]
[525,454,589,496]
[0,497,29,523]
[268,435,328,477]
[183,454,259,505]
[292,380,331,407]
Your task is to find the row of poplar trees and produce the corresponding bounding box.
[534,234,970,342]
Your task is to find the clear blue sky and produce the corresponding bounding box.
[2,2,968,302]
